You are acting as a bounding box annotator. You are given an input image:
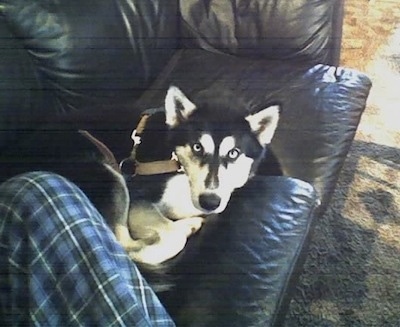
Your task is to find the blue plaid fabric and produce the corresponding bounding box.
[0,172,175,326]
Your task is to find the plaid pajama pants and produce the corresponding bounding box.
[0,171,175,326]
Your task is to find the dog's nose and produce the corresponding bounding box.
[199,193,221,211]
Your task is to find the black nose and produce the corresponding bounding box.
[199,193,221,211]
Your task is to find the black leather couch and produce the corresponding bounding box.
[0,0,372,326]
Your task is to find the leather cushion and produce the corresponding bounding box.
[0,18,48,151]
[180,0,334,61]
[153,176,318,326]
[2,0,179,112]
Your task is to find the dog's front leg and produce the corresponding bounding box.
[114,224,160,251]
[127,218,204,265]
[97,165,159,252]
[171,216,204,238]
[127,203,204,265]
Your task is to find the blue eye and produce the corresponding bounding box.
[228,148,240,159]
[192,143,203,153]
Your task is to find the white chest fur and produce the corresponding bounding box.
[156,174,204,219]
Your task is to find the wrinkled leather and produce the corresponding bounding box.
[181,0,333,62]
[272,64,372,210]
[152,176,318,326]
[0,18,48,150]
[1,0,179,112]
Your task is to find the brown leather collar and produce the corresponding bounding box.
[134,158,181,176]
[120,108,182,176]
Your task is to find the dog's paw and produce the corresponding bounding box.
[128,234,187,265]
[130,227,161,246]
[173,217,204,237]
[140,229,161,245]
[128,217,204,265]
[114,224,159,251]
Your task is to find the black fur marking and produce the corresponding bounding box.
[135,112,174,162]
[204,155,220,189]
[166,89,274,181]
[127,173,172,204]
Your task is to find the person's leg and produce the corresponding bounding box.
[0,171,175,326]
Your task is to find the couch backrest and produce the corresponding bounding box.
[0,0,345,155]
[0,0,345,114]
[1,0,179,113]
[180,0,343,65]
[0,17,50,150]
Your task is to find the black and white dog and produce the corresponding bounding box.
[0,86,280,265]
[123,86,280,264]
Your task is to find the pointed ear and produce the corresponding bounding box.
[165,86,197,128]
[245,105,280,146]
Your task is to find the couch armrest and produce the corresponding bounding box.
[154,176,318,326]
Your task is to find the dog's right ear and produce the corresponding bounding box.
[165,86,197,128]
[246,105,280,146]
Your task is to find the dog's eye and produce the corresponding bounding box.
[227,148,240,160]
[192,143,203,153]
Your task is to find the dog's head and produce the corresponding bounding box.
[164,86,280,214]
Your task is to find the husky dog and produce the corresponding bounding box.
[124,86,280,265]
[0,86,279,266]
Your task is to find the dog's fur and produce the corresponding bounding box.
[125,86,280,264]
[0,86,280,266]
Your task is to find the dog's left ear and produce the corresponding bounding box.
[165,86,197,128]
[245,105,280,146]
